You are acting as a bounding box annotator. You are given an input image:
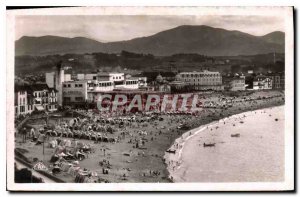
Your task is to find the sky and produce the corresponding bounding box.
[15,15,285,42]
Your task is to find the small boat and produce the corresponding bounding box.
[231,133,240,137]
[203,143,215,147]
[166,149,176,154]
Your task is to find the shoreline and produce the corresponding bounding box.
[164,104,285,182]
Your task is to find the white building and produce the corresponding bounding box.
[88,80,114,92]
[116,79,139,89]
[46,72,72,89]
[97,72,125,82]
[62,81,88,105]
[15,84,58,116]
[137,77,147,88]
[223,76,246,91]
[60,72,147,105]
[48,88,58,111]
[64,74,72,82]
[253,75,273,90]
[77,73,97,80]
[15,86,29,116]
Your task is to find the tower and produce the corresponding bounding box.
[45,72,55,88]
[55,61,64,106]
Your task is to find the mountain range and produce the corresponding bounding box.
[15,25,285,56]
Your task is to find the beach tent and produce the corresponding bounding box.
[76,141,85,149]
[37,134,46,143]
[35,105,44,111]
[54,145,65,154]
[49,140,58,148]
[69,119,75,127]
[33,162,48,171]
[65,139,72,147]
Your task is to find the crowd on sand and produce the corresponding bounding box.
[15,90,285,183]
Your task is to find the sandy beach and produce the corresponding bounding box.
[165,105,284,182]
[15,90,285,183]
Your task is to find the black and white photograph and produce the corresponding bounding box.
[6,6,294,191]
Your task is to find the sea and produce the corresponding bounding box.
[167,106,285,182]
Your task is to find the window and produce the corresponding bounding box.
[78,84,83,87]
[20,106,25,113]
[93,76,97,80]
[63,97,71,102]
[68,84,71,88]
[75,97,83,101]
[75,84,78,87]
[63,84,67,88]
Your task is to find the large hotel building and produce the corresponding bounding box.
[179,70,223,91]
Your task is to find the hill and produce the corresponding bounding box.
[260,31,285,45]
[15,25,285,56]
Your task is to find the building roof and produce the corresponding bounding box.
[89,88,159,94]
[15,85,32,93]
[169,81,185,85]
[97,72,124,76]
[265,72,285,77]
[180,70,220,74]
[63,80,88,84]
[254,75,272,80]
[126,77,140,81]
[143,71,176,78]
[223,76,245,80]
[30,84,50,92]
[49,88,58,92]
[15,83,57,93]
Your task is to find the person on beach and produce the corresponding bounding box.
[21,127,27,143]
